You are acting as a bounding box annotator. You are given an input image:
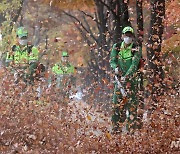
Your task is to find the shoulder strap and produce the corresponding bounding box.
[115,41,122,53]
[12,45,17,51]
[116,41,122,49]
[132,42,137,49]
[26,45,33,54]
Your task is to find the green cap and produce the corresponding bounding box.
[122,26,134,34]
[62,51,69,57]
[16,27,28,38]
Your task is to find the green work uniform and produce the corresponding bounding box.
[52,62,75,101]
[52,62,74,75]
[110,41,142,131]
[52,62,75,87]
[5,45,39,83]
[28,46,39,83]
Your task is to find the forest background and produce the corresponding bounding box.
[0,0,179,153]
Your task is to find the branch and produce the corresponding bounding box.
[87,61,98,80]
[12,0,24,23]
[80,12,98,43]
[94,11,101,32]
[98,0,117,18]
[73,21,92,46]
[63,11,90,36]
[79,10,100,25]
[63,10,99,45]
[81,10,102,39]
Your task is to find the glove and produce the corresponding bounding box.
[120,76,126,83]
[114,67,119,75]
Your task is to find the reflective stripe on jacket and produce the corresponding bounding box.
[52,62,74,75]
[5,45,39,64]
[110,41,142,77]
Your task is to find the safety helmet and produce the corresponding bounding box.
[16,27,28,38]
[122,26,134,34]
[62,51,69,57]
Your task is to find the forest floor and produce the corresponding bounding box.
[0,67,179,154]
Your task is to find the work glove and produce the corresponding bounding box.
[114,67,119,75]
[120,76,126,83]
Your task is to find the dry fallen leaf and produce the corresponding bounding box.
[105,132,111,140]
[87,114,92,121]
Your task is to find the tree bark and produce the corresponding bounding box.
[0,14,6,26]
[146,0,165,98]
[136,0,143,47]
[100,0,131,42]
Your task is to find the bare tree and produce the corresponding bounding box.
[62,0,131,103]
[64,0,131,82]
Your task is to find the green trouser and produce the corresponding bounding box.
[12,65,28,84]
[60,75,76,102]
[56,75,63,88]
[5,63,37,84]
[61,75,72,100]
[112,76,142,131]
[28,62,38,83]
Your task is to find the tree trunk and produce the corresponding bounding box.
[63,0,132,103]
[112,0,131,42]
[136,0,144,108]
[146,0,165,99]
[0,14,6,26]
[136,0,143,47]
[94,0,108,81]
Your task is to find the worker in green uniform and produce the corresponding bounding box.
[110,26,142,133]
[52,51,75,100]
[5,27,39,84]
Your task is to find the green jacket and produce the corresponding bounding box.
[52,62,74,75]
[110,41,142,77]
[6,45,39,64]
